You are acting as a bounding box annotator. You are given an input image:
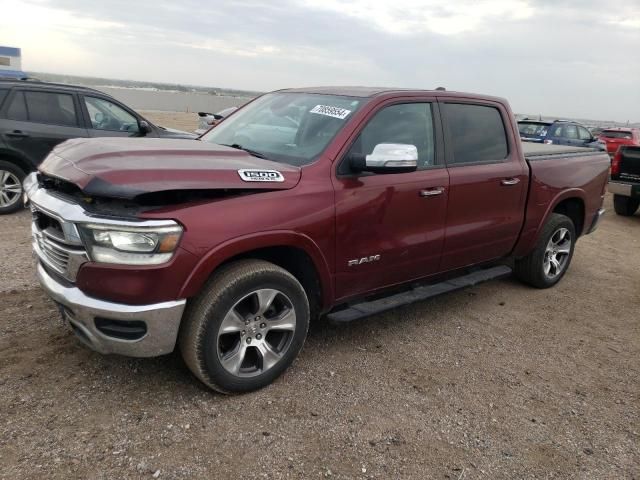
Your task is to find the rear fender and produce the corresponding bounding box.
[513,188,587,257]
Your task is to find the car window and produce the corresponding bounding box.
[6,91,28,121]
[84,96,140,133]
[343,103,435,173]
[443,103,508,164]
[564,124,578,139]
[24,91,78,127]
[601,130,633,139]
[518,122,549,136]
[549,124,563,137]
[0,88,8,108]
[577,126,592,140]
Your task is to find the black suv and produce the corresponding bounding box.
[0,79,196,213]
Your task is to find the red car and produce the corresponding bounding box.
[598,128,640,156]
[25,87,609,393]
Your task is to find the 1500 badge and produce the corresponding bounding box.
[238,169,285,182]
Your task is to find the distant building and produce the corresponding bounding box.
[0,46,27,79]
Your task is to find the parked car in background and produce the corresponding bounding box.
[609,145,640,216]
[25,86,609,393]
[0,79,196,214]
[195,106,238,135]
[518,119,603,149]
[598,128,640,157]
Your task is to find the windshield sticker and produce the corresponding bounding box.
[238,169,285,183]
[309,105,352,120]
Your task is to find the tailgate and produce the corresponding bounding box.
[619,146,640,182]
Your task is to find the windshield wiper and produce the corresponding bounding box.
[222,143,269,160]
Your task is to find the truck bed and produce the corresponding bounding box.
[522,142,602,160]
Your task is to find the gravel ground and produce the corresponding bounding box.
[0,114,638,479]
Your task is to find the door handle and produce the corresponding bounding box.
[419,187,445,197]
[6,130,29,138]
[501,178,520,186]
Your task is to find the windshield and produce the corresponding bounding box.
[201,93,363,166]
[518,122,550,136]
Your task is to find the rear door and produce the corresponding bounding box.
[332,98,449,300]
[0,89,88,166]
[438,100,527,271]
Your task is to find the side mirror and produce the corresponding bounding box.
[139,120,153,135]
[350,143,418,174]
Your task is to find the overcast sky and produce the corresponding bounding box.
[3,0,639,121]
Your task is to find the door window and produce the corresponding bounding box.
[563,124,578,139]
[24,91,78,126]
[443,103,508,164]
[342,103,435,173]
[0,88,8,108]
[577,126,592,140]
[6,91,28,121]
[84,96,140,133]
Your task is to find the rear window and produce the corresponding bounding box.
[6,91,27,121]
[518,122,550,136]
[24,91,78,127]
[0,88,8,108]
[601,130,633,139]
[443,103,509,164]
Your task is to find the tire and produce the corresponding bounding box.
[613,194,639,217]
[179,259,310,394]
[0,161,26,215]
[514,213,576,289]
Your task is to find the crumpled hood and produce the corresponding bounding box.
[39,137,301,199]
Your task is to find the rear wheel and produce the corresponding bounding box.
[179,260,310,394]
[613,194,639,217]
[515,213,576,289]
[0,161,26,215]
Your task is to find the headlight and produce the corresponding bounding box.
[78,223,183,265]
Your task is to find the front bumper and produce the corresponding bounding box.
[37,262,186,357]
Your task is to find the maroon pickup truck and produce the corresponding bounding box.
[24,87,609,393]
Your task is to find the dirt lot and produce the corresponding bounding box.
[1,115,638,479]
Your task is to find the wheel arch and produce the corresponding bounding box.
[179,231,334,315]
[0,149,34,175]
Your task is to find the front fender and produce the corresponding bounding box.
[178,230,334,308]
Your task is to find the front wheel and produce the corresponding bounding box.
[179,260,310,394]
[0,161,26,215]
[613,194,639,217]
[515,213,576,289]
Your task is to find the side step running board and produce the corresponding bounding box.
[327,265,512,323]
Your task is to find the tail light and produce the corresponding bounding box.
[611,148,622,176]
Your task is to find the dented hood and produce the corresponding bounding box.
[39,137,301,199]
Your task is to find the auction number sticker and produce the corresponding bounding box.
[309,105,352,120]
[238,169,285,182]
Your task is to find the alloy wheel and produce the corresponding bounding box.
[543,227,572,278]
[0,170,22,208]
[217,288,297,378]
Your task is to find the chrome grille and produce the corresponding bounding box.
[31,207,87,281]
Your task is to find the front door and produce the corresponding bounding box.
[439,100,527,271]
[332,100,449,301]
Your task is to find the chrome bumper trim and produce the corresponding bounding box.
[37,262,186,357]
[607,181,632,197]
